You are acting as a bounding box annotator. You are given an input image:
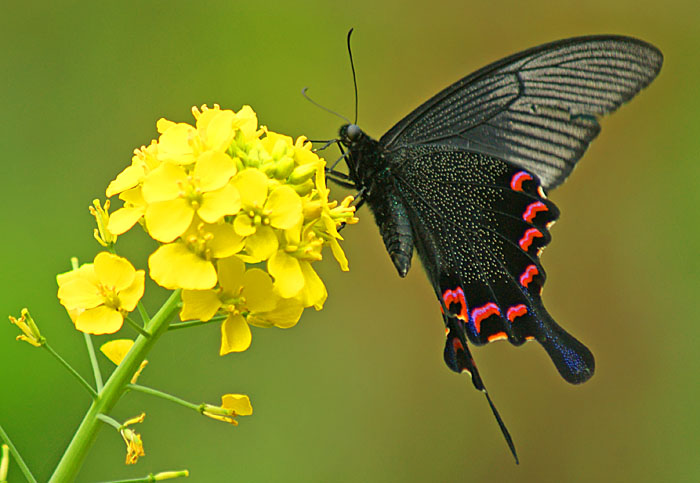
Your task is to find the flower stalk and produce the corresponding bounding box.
[48,290,181,482]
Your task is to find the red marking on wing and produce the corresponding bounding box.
[487,331,508,342]
[506,304,528,322]
[520,265,539,288]
[471,302,501,334]
[442,287,468,321]
[452,337,464,352]
[525,335,535,341]
[523,201,548,223]
[519,228,543,251]
[511,171,533,191]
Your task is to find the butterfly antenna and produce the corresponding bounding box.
[483,390,519,464]
[301,87,351,124]
[346,28,359,124]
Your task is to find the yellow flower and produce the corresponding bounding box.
[180,256,303,354]
[8,308,44,347]
[142,153,240,243]
[202,394,253,425]
[57,253,145,334]
[232,168,303,261]
[119,413,146,465]
[148,221,244,290]
[89,199,117,247]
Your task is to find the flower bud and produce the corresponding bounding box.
[288,162,319,184]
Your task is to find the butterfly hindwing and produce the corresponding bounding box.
[390,146,593,383]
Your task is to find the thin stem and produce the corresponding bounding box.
[124,316,150,338]
[137,302,150,325]
[0,424,37,483]
[127,384,199,411]
[49,290,182,483]
[96,414,121,430]
[43,343,98,399]
[83,333,104,391]
[168,315,225,331]
[98,469,189,483]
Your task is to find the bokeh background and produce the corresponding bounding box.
[1,1,698,482]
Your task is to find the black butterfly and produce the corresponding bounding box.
[325,35,662,461]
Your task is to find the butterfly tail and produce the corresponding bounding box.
[532,304,595,384]
[443,316,519,464]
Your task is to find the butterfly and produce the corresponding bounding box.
[324,35,662,461]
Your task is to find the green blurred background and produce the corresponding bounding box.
[1,1,698,481]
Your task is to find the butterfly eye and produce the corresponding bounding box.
[345,123,361,142]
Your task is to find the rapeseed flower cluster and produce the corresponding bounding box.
[57,105,357,354]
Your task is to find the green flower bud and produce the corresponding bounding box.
[274,156,295,179]
[288,162,319,184]
[290,179,314,196]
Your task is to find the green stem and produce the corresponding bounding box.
[137,302,150,325]
[0,424,37,483]
[49,290,181,483]
[124,316,151,338]
[98,469,189,482]
[83,333,104,391]
[168,315,225,331]
[43,343,98,399]
[96,414,122,430]
[127,384,199,411]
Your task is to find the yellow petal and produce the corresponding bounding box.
[329,238,349,271]
[245,225,278,261]
[221,394,253,416]
[157,123,197,164]
[206,223,245,258]
[157,118,176,134]
[107,206,145,235]
[220,314,251,354]
[145,198,194,243]
[241,269,276,312]
[75,305,124,335]
[198,183,241,223]
[119,270,145,311]
[216,256,245,293]
[180,290,222,321]
[249,297,304,329]
[57,263,98,288]
[233,213,256,237]
[297,261,327,309]
[232,169,268,209]
[106,164,145,198]
[149,243,217,290]
[199,110,236,152]
[100,339,134,365]
[232,105,258,140]
[141,162,188,204]
[94,252,136,292]
[266,186,302,229]
[58,278,103,310]
[194,151,237,192]
[267,251,304,298]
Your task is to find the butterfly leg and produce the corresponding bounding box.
[336,185,367,233]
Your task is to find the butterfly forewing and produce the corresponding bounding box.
[380,36,663,189]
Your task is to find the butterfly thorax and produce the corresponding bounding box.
[339,124,415,277]
[339,124,388,189]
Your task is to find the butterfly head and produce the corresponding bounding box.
[338,123,365,148]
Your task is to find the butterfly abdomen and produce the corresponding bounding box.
[366,175,415,278]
